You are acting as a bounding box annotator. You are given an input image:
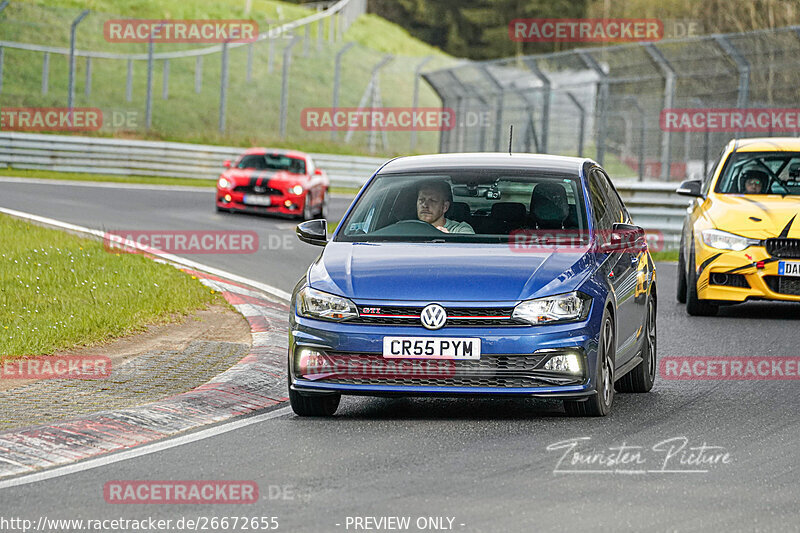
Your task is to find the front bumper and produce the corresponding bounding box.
[289,302,603,399]
[216,188,305,216]
[695,243,800,303]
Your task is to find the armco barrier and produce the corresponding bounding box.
[0,132,689,248]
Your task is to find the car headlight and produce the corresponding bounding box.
[701,229,759,251]
[512,292,590,325]
[290,185,304,195]
[297,287,358,321]
[218,177,231,189]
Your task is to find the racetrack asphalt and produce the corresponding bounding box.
[1,179,798,532]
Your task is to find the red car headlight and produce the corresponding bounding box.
[289,185,304,195]
[218,177,232,189]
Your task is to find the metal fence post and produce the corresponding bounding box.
[84,57,91,98]
[477,66,506,152]
[42,52,49,95]
[523,58,550,153]
[714,35,750,138]
[68,9,90,111]
[195,56,202,93]
[577,50,608,166]
[565,92,585,157]
[162,59,169,99]
[410,56,433,151]
[125,58,133,101]
[219,41,229,134]
[331,42,356,141]
[145,38,154,130]
[279,36,301,138]
[644,44,675,180]
[621,96,646,181]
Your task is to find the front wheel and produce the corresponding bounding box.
[564,311,615,416]
[616,297,656,393]
[289,387,340,416]
[300,193,314,221]
[677,243,687,303]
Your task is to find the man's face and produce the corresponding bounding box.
[417,187,449,224]
[745,178,762,194]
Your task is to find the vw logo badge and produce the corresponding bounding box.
[420,304,447,330]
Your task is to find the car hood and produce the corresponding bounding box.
[224,168,302,183]
[307,242,594,303]
[705,194,800,237]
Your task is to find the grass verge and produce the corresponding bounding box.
[0,168,216,188]
[0,214,219,359]
[650,251,679,262]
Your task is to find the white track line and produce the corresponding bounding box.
[0,207,292,302]
[0,176,213,192]
[0,407,293,490]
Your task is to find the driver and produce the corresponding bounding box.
[740,169,768,194]
[416,180,475,234]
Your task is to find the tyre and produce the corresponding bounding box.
[300,192,314,221]
[317,189,329,219]
[676,241,687,304]
[616,296,656,393]
[289,387,340,416]
[564,310,615,416]
[686,241,718,316]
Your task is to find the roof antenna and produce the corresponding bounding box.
[508,125,513,155]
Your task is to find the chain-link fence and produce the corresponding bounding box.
[423,26,800,181]
[0,0,452,155]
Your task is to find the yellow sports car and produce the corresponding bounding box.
[676,137,800,316]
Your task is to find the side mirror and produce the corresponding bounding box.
[314,168,323,176]
[599,223,646,253]
[296,219,328,246]
[676,179,703,198]
[223,160,232,169]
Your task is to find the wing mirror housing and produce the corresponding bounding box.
[598,223,647,253]
[296,219,328,246]
[676,179,703,198]
[223,159,232,169]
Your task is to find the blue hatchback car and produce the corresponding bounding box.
[289,154,657,416]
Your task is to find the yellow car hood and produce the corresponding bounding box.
[705,194,800,238]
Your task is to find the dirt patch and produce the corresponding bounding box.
[0,304,251,392]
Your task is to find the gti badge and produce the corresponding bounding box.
[420,304,447,330]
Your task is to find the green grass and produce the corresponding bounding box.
[0,168,217,187]
[650,251,679,262]
[0,214,218,358]
[0,1,455,157]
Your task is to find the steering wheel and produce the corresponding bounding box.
[370,219,445,237]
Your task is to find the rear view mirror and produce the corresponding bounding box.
[676,179,703,198]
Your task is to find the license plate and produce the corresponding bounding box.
[382,337,481,360]
[778,261,800,276]
[243,194,271,206]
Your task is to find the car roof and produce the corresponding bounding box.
[730,137,800,152]
[241,147,308,159]
[379,153,595,175]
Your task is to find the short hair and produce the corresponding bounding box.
[417,179,452,203]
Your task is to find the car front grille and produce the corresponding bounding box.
[233,185,283,196]
[766,238,800,259]
[764,276,800,296]
[350,306,528,327]
[302,353,582,388]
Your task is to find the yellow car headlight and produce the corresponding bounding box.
[700,229,759,252]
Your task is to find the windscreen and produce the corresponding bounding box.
[715,151,800,196]
[335,169,587,243]
[236,154,306,174]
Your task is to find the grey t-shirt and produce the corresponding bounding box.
[443,218,475,234]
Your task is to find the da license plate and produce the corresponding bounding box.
[778,261,800,276]
[382,337,481,360]
[243,194,272,206]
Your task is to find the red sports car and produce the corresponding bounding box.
[216,148,329,220]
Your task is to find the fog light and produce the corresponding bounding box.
[296,348,325,376]
[543,352,582,374]
[224,194,232,202]
[284,200,293,207]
